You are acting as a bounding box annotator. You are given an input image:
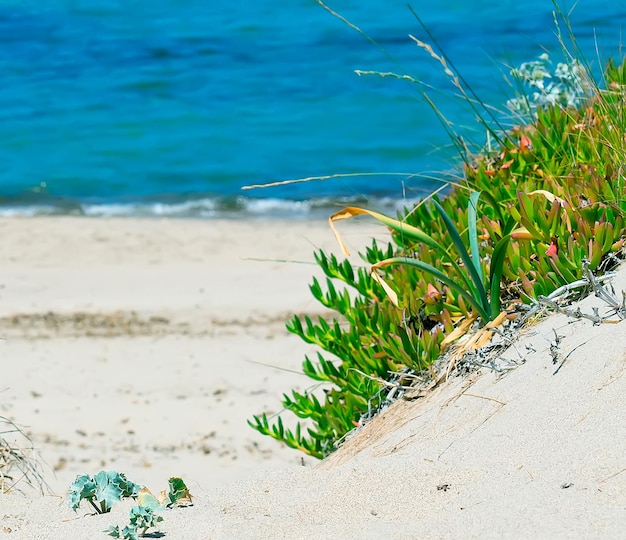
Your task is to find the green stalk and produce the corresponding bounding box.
[489,234,513,319]
[467,191,484,285]
[434,200,489,312]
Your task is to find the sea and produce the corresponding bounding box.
[0,0,625,219]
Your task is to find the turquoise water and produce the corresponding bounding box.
[0,1,624,217]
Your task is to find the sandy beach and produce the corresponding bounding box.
[1,216,625,539]
[0,216,387,492]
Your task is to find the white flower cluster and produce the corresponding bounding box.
[507,53,593,117]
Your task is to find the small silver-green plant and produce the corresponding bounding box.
[68,470,141,514]
[105,506,163,540]
[106,477,192,540]
[507,53,593,117]
[69,471,192,540]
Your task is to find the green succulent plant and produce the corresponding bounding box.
[249,4,626,458]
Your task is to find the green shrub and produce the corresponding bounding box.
[249,6,626,458]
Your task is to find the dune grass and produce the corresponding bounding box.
[1,416,47,495]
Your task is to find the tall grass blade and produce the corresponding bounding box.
[407,4,508,148]
[329,207,442,255]
[330,206,475,293]
[467,191,483,286]
[372,257,490,320]
[433,200,488,310]
[489,235,513,318]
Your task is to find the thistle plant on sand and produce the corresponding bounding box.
[249,3,626,458]
[68,471,192,540]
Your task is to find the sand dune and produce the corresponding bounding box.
[1,217,625,539]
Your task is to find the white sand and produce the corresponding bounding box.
[1,216,625,539]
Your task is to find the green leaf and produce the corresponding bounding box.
[137,491,163,512]
[467,191,484,287]
[68,474,94,511]
[115,472,141,499]
[331,206,444,252]
[93,471,123,513]
[121,525,139,540]
[128,505,163,529]
[489,234,513,318]
[105,525,121,538]
[167,477,193,507]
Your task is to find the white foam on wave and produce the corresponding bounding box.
[0,194,423,219]
[239,197,314,216]
[0,205,59,217]
[81,198,219,218]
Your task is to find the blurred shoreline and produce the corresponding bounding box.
[0,193,424,220]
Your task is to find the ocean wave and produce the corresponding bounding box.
[0,195,422,220]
